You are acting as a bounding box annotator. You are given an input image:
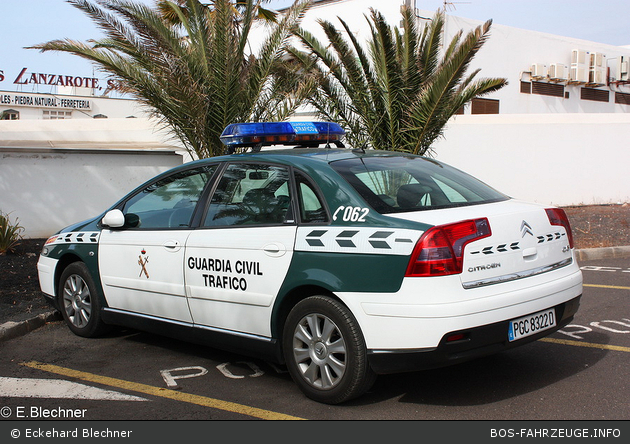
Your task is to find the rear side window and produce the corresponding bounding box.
[295,171,328,223]
[331,156,507,214]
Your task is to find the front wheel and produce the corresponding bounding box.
[58,262,109,338]
[282,296,376,404]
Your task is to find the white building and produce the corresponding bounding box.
[0,87,186,237]
[1,0,628,238]
[287,0,630,206]
[0,88,140,121]
[291,0,630,115]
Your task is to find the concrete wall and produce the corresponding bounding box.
[2,113,627,238]
[0,117,176,146]
[433,113,630,206]
[0,118,185,238]
[0,149,183,238]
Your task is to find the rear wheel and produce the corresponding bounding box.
[283,296,376,404]
[58,262,109,337]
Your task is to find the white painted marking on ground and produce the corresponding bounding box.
[160,366,208,388]
[0,377,147,401]
[216,362,264,379]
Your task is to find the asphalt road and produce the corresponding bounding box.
[0,256,628,427]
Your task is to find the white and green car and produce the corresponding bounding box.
[38,121,582,404]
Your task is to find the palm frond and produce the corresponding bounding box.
[30,0,314,159]
[288,6,507,155]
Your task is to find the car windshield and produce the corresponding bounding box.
[331,155,508,214]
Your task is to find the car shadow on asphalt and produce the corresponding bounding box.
[352,332,610,408]
[97,325,610,409]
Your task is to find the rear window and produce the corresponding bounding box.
[331,156,508,214]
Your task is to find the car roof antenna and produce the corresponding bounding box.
[352,142,367,154]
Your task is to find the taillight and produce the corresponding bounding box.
[406,218,491,277]
[545,208,574,249]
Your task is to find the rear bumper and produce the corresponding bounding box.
[367,295,581,374]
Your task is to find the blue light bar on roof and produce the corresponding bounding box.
[220,121,345,148]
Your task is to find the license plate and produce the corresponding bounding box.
[508,308,556,342]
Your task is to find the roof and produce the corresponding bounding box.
[190,147,423,166]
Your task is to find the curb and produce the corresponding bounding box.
[0,310,62,343]
[575,245,630,261]
[1,246,628,342]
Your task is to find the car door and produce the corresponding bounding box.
[99,165,216,322]
[184,162,298,337]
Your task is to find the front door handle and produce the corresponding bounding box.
[163,240,181,252]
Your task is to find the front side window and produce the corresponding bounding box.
[331,156,508,214]
[121,166,216,229]
[204,163,292,227]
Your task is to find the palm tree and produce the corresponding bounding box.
[157,0,279,26]
[288,6,508,155]
[30,0,313,159]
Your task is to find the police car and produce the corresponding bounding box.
[37,121,582,404]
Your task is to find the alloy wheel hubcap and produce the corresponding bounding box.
[292,313,347,390]
[63,274,92,329]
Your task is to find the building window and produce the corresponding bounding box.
[581,88,609,103]
[614,92,630,105]
[471,98,499,114]
[43,110,72,119]
[520,81,532,94]
[531,81,564,97]
[1,109,19,120]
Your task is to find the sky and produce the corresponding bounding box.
[1,0,629,94]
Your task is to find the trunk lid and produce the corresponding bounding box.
[390,199,574,287]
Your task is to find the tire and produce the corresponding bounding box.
[282,296,376,404]
[58,262,109,338]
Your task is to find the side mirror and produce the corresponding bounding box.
[101,209,125,228]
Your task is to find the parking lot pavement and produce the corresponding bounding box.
[559,256,630,349]
[0,255,627,423]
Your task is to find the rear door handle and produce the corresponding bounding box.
[263,243,286,257]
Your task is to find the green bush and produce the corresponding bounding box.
[0,210,24,255]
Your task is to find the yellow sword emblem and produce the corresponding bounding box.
[138,254,149,279]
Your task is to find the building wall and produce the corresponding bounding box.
[0,118,185,238]
[292,0,630,207]
[0,149,183,238]
[1,89,146,120]
[0,117,177,146]
[433,113,630,206]
[2,0,628,238]
[440,14,630,114]
[292,0,630,115]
